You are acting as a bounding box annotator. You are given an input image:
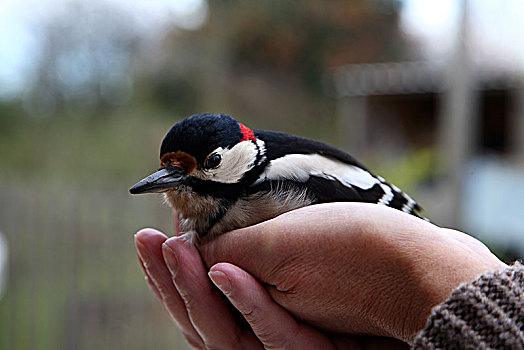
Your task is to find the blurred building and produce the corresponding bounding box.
[333,59,524,256]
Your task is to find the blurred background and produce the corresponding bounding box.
[1,0,523,348]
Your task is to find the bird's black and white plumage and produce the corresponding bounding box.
[130,113,425,243]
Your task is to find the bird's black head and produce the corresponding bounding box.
[130,113,263,195]
[160,113,247,162]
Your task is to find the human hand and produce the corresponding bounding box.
[135,207,410,349]
[136,211,399,349]
[135,203,506,347]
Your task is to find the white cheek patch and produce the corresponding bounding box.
[254,153,381,190]
[203,141,258,183]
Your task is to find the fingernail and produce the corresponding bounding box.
[135,238,151,267]
[208,271,232,295]
[162,243,179,277]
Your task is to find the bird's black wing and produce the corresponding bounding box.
[253,130,425,219]
[304,175,423,217]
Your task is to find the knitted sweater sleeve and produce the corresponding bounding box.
[413,262,524,349]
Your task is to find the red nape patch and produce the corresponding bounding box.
[238,122,256,142]
[160,151,197,173]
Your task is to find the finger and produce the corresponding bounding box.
[209,262,340,350]
[134,229,204,347]
[200,222,277,277]
[137,254,162,300]
[163,236,261,350]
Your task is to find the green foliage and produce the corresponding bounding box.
[0,103,178,186]
[220,0,409,92]
[132,0,410,136]
[149,76,201,116]
[369,147,437,191]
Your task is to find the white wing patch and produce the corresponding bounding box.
[377,183,394,205]
[199,141,258,183]
[255,138,267,165]
[401,195,417,213]
[254,153,381,190]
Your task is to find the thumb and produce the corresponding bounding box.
[199,223,281,281]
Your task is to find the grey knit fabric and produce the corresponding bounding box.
[413,263,524,349]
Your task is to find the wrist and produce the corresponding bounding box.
[402,229,507,342]
[413,262,523,348]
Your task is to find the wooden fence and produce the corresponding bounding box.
[0,180,191,350]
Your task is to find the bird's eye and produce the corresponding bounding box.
[204,153,221,169]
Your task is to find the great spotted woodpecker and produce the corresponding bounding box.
[130,113,426,243]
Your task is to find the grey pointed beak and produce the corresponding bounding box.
[129,167,186,194]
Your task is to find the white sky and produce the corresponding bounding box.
[402,0,524,68]
[1,0,524,99]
